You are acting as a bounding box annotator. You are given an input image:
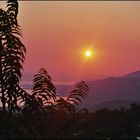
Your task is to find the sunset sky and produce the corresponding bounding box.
[1,1,140,83]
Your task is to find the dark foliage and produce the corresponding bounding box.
[32,68,56,106]
[22,68,57,115]
[55,81,89,114]
[0,103,140,139]
[0,0,27,114]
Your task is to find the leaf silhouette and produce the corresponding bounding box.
[67,81,89,108]
[0,0,27,114]
[54,81,89,115]
[22,68,57,114]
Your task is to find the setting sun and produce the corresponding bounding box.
[85,50,92,57]
[84,49,94,59]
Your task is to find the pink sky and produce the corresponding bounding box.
[2,1,140,82]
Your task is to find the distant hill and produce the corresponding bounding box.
[79,70,140,110]
[20,70,140,111]
[122,70,140,78]
[80,76,140,110]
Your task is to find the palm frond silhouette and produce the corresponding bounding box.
[32,68,56,106]
[22,68,56,114]
[67,81,89,106]
[55,81,89,114]
[0,0,26,113]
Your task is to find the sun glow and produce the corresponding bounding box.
[85,51,92,57]
[80,45,96,61]
[84,49,94,59]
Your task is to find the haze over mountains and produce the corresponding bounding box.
[20,70,140,111]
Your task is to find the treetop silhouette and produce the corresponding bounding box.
[0,0,26,114]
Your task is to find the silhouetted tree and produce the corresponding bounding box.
[0,0,26,114]
[22,68,56,115]
[32,68,56,106]
[55,81,89,114]
[46,81,89,138]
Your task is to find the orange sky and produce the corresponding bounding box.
[1,1,140,82]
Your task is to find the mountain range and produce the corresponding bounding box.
[20,70,140,111]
